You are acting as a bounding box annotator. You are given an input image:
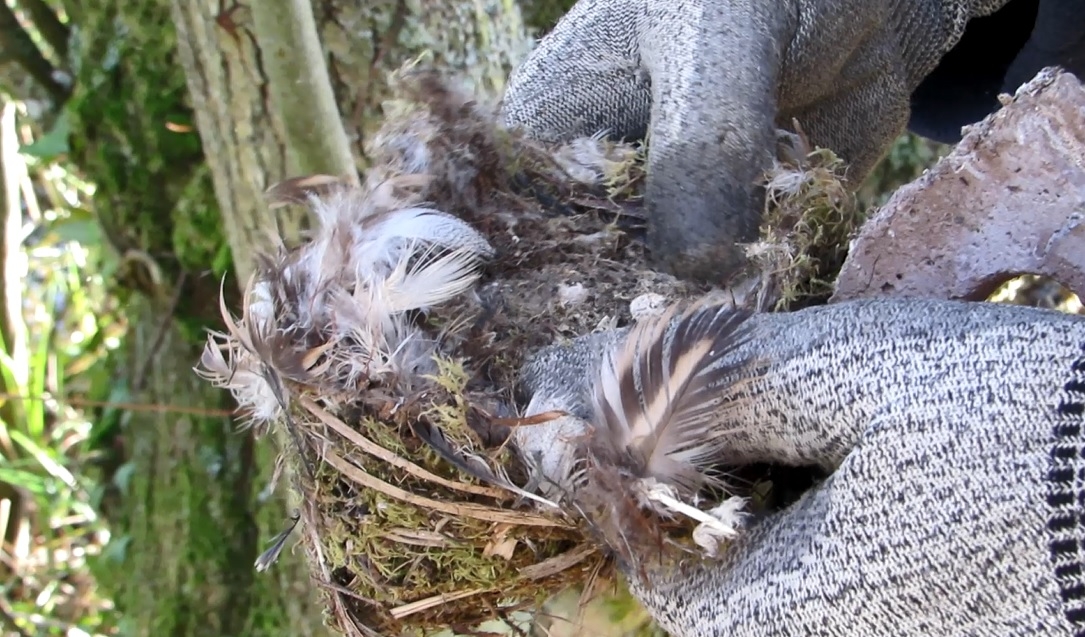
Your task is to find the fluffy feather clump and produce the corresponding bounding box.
[197,186,495,430]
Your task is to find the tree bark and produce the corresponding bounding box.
[95,297,326,636]
[832,68,1085,304]
[58,0,322,634]
[169,0,533,281]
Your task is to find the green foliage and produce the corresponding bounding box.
[858,133,948,208]
[20,111,71,159]
[170,165,233,278]
[0,99,124,635]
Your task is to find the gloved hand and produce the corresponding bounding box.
[501,0,1084,283]
[514,297,1085,636]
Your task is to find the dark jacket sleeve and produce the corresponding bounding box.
[908,0,1085,144]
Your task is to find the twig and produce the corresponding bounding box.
[314,579,380,607]
[323,449,569,528]
[517,544,597,581]
[0,392,236,417]
[300,395,515,500]
[489,410,567,428]
[389,588,491,620]
[0,100,28,379]
[133,271,187,393]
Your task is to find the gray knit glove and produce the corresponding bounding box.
[501,0,1011,282]
[516,298,1085,636]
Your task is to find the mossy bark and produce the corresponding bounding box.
[62,0,323,635]
[97,301,325,636]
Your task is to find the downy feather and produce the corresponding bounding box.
[204,174,495,406]
[381,243,490,314]
[352,206,494,279]
[198,275,316,425]
[589,300,759,496]
[196,332,283,427]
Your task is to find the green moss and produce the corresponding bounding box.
[279,353,586,634]
[171,164,231,276]
[756,147,866,310]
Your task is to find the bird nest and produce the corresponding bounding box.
[194,69,861,636]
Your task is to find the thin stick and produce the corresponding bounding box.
[389,588,491,620]
[489,410,568,428]
[300,395,513,500]
[323,450,569,528]
[517,544,597,581]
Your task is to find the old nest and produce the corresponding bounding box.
[194,69,862,636]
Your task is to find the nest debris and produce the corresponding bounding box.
[747,126,866,311]
[194,68,860,636]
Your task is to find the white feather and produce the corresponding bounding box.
[195,332,282,426]
[382,243,488,313]
[200,173,493,407]
[353,207,494,279]
[247,279,277,333]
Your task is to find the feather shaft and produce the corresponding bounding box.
[409,419,559,508]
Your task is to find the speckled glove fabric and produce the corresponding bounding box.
[516,298,1085,636]
[500,0,1085,283]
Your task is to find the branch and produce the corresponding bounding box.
[17,0,69,60]
[250,0,358,185]
[832,67,1085,303]
[0,0,68,103]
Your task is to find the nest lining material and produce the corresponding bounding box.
[194,68,862,636]
[749,128,866,311]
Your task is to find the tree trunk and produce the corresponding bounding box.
[52,1,328,635]
[168,0,533,280]
[94,296,327,636]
